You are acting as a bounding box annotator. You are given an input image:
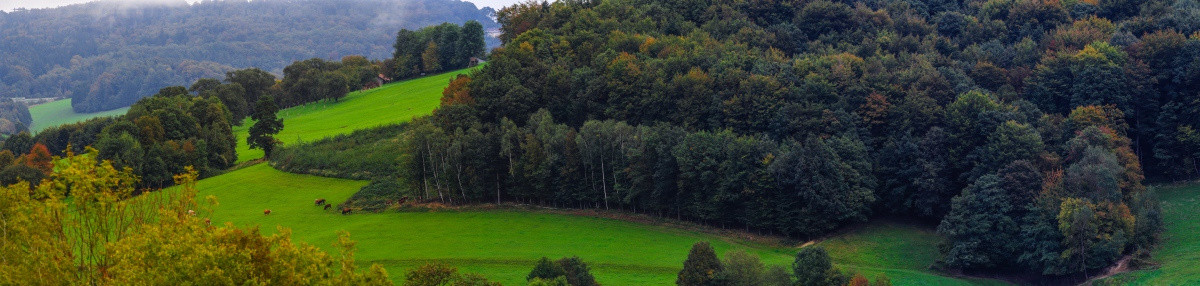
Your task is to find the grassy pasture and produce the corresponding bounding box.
[185,163,1003,285]
[1102,182,1200,285]
[232,68,476,163]
[28,99,129,133]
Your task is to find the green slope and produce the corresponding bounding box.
[1103,183,1200,284]
[819,222,1010,285]
[186,163,1002,285]
[28,99,129,133]
[233,68,475,163]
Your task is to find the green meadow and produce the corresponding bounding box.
[232,68,476,163]
[185,163,1003,285]
[1102,182,1200,285]
[819,222,1009,285]
[28,99,129,133]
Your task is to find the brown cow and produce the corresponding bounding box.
[263,209,272,215]
[315,198,326,206]
[341,207,352,215]
[324,203,332,210]
[204,218,211,225]
[398,196,409,204]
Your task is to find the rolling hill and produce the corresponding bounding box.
[28,99,128,133]
[233,67,477,163]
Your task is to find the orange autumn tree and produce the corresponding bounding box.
[24,143,53,175]
[441,74,474,106]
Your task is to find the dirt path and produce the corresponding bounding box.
[1087,255,1133,284]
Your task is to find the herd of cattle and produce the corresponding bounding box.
[260,197,410,216]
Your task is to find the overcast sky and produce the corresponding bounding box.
[0,0,529,12]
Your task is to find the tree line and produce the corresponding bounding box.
[389,21,488,79]
[397,109,874,237]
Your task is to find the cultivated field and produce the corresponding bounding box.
[232,68,477,162]
[186,163,1003,285]
[28,99,129,132]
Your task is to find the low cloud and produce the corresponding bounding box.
[1,0,197,12]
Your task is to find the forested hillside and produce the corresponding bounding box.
[0,0,497,113]
[333,0,1200,279]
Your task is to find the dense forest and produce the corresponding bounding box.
[267,0,1200,279]
[0,0,497,112]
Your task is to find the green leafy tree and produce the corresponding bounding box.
[762,265,793,286]
[717,250,765,286]
[458,20,487,64]
[527,257,567,282]
[1057,198,1099,275]
[319,71,351,102]
[213,83,249,124]
[677,241,722,286]
[422,41,442,73]
[793,246,835,286]
[966,120,1044,180]
[248,96,283,158]
[937,175,1021,269]
[189,78,222,94]
[405,263,498,286]
[2,131,32,155]
[557,256,598,286]
[225,68,276,104]
[95,132,143,172]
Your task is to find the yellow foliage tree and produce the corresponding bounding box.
[0,148,391,285]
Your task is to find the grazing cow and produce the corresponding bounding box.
[341,207,352,215]
[315,198,326,206]
[398,196,409,204]
[324,204,332,210]
[263,209,272,215]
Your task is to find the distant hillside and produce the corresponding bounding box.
[0,0,498,113]
[28,99,128,133]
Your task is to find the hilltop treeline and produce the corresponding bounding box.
[391,21,488,78]
[332,0,1195,277]
[0,0,497,113]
